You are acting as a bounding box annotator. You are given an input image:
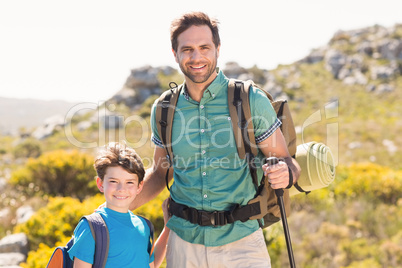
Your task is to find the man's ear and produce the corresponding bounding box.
[172,48,179,63]
[216,44,221,58]
[96,177,104,192]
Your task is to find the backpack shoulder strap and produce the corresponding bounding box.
[269,99,297,158]
[228,79,258,159]
[155,85,182,157]
[228,79,259,187]
[155,84,182,190]
[137,215,155,256]
[83,213,109,268]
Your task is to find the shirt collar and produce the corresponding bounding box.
[182,69,227,101]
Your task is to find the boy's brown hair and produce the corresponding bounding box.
[94,142,145,183]
[170,11,220,52]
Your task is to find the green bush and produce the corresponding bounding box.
[9,150,98,201]
[14,195,104,249]
[335,163,402,203]
[13,138,42,159]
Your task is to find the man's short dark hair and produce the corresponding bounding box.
[170,11,220,52]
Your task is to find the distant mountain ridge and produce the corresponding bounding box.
[0,97,77,135]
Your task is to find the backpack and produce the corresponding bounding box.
[46,213,154,268]
[155,78,297,228]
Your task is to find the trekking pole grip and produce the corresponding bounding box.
[265,157,284,198]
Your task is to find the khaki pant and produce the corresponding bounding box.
[166,228,271,268]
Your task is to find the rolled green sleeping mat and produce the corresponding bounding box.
[290,142,336,196]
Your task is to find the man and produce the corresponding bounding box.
[131,11,301,267]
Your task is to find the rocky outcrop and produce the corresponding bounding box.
[222,61,248,78]
[299,24,402,92]
[31,114,65,140]
[0,233,28,267]
[110,65,176,108]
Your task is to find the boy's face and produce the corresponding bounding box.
[96,166,143,213]
[173,25,220,85]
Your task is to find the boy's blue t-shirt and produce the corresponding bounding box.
[68,207,155,267]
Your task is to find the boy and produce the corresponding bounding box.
[68,142,170,268]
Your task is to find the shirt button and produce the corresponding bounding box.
[228,117,231,121]
[202,172,206,176]
[201,129,205,133]
[204,194,208,199]
[202,150,206,154]
[200,105,204,109]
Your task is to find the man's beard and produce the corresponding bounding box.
[179,55,217,84]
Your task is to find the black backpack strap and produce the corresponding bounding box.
[84,213,109,268]
[228,79,259,187]
[137,215,155,256]
[155,84,182,190]
[228,79,271,227]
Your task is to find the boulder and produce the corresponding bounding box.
[0,233,28,256]
[324,49,347,78]
[110,65,165,108]
[0,252,25,267]
[370,65,398,80]
[222,62,248,78]
[376,84,394,93]
[299,47,326,64]
[31,114,65,140]
[16,206,34,224]
[125,65,160,89]
[377,39,402,60]
[263,81,283,99]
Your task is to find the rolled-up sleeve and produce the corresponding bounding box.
[249,86,281,143]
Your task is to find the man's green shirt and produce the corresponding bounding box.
[151,70,280,246]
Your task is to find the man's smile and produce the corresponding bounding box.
[190,64,207,70]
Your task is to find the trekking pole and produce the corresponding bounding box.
[266,157,296,268]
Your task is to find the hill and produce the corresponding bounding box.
[0,97,77,135]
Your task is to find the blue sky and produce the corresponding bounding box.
[1,0,401,102]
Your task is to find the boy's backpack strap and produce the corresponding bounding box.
[137,215,155,256]
[155,84,182,190]
[83,213,109,268]
[46,213,109,268]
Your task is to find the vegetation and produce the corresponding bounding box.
[265,163,402,268]
[9,150,98,201]
[13,138,42,159]
[272,61,402,169]
[12,163,402,268]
